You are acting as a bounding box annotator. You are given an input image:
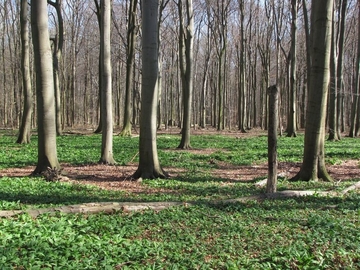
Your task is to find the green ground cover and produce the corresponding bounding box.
[0,132,359,269]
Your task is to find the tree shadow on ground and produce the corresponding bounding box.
[207,192,360,213]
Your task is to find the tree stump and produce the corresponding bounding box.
[267,85,278,193]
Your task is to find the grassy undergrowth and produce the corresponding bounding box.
[0,131,359,269]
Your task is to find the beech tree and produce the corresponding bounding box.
[17,0,33,144]
[119,0,139,137]
[31,0,60,174]
[199,7,212,129]
[349,1,360,137]
[133,0,167,180]
[291,0,333,182]
[286,0,298,137]
[177,0,194,149]
[257,0,273,130]
[48,0,64,136]
[207,0,231,131]
[301,0,311,128]
[1,0,359,138]
[93,0,102,134]
[1,0,21,128]
[99,0,115,164]
[237,0,246,132]
[328,0,347,141]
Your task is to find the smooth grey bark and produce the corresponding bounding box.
[302,0,311,94]
[200,16,211,129]
[48,0,64,136]
[249,1,258,129]
[99,0,115,164]
[273,0,286,136]
[156,0,169,131]
[68,0,78,127]
[1,4,7,127]
[257,0,272,130]
[336,0,347,135]
[157,58,163,130]
[216,41,225,131]
[237,0,246,133]
[209,1,230,131]
[164,49,175,129]
[286,0,298,137]
[328,0,347,140]
[291,0,333,182]
[177,0,194,149]
[93,0,102,134]
[3,1,20,128]
[120,0,138,137]
[349,2,360,137]
[31,0,60,174]
[133,0,167,180]
[329,10,339,141]
[17,0,33,144]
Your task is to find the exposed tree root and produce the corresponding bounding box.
[98,159,116,166]
[118,128,132,137]
[286,132,297,138]
[131,168,169,181]
[177,145,192,150]
[1,181,358,218]
[289,169,334,182]
[93,126,102,134]
[341,181,360,194]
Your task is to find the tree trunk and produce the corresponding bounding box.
[99,0,115,165]
[335,0,347,137]
[328,0,347,140]
[286,0,297,137]
[70,36,76,127]
[17,0,32,144]
[133,0,167,180]
[2,3,9,127]
[267,85,278,193]
[31,0,60,174]
[291,0,333,182]
[93,0,102,134]
[211,65,217,128]
[238,0,247,133]
[349,2,360,137]
[211,1,229,131]
[217,46,225,131]
[8,1,21,128]
[199,19,210,129]
[328,15,339,141]
[177,0,193,149]
[157,58,163,130]
[257,3,272,130]
[132,65,141,126]
[120,0,138,137]
[48,0,64,136]
[302,0,311,96]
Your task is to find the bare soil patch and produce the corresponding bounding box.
[1,160,359,193]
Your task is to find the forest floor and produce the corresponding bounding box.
[1,156,359,194]
[1,127,360,193]
[1,129,359,268]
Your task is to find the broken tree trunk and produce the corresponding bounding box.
[267,85,279,193]
[0,202,186,218]
[1,181,359,218]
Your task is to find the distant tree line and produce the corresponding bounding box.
[0,0,357,182]
[0,0,358,136]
